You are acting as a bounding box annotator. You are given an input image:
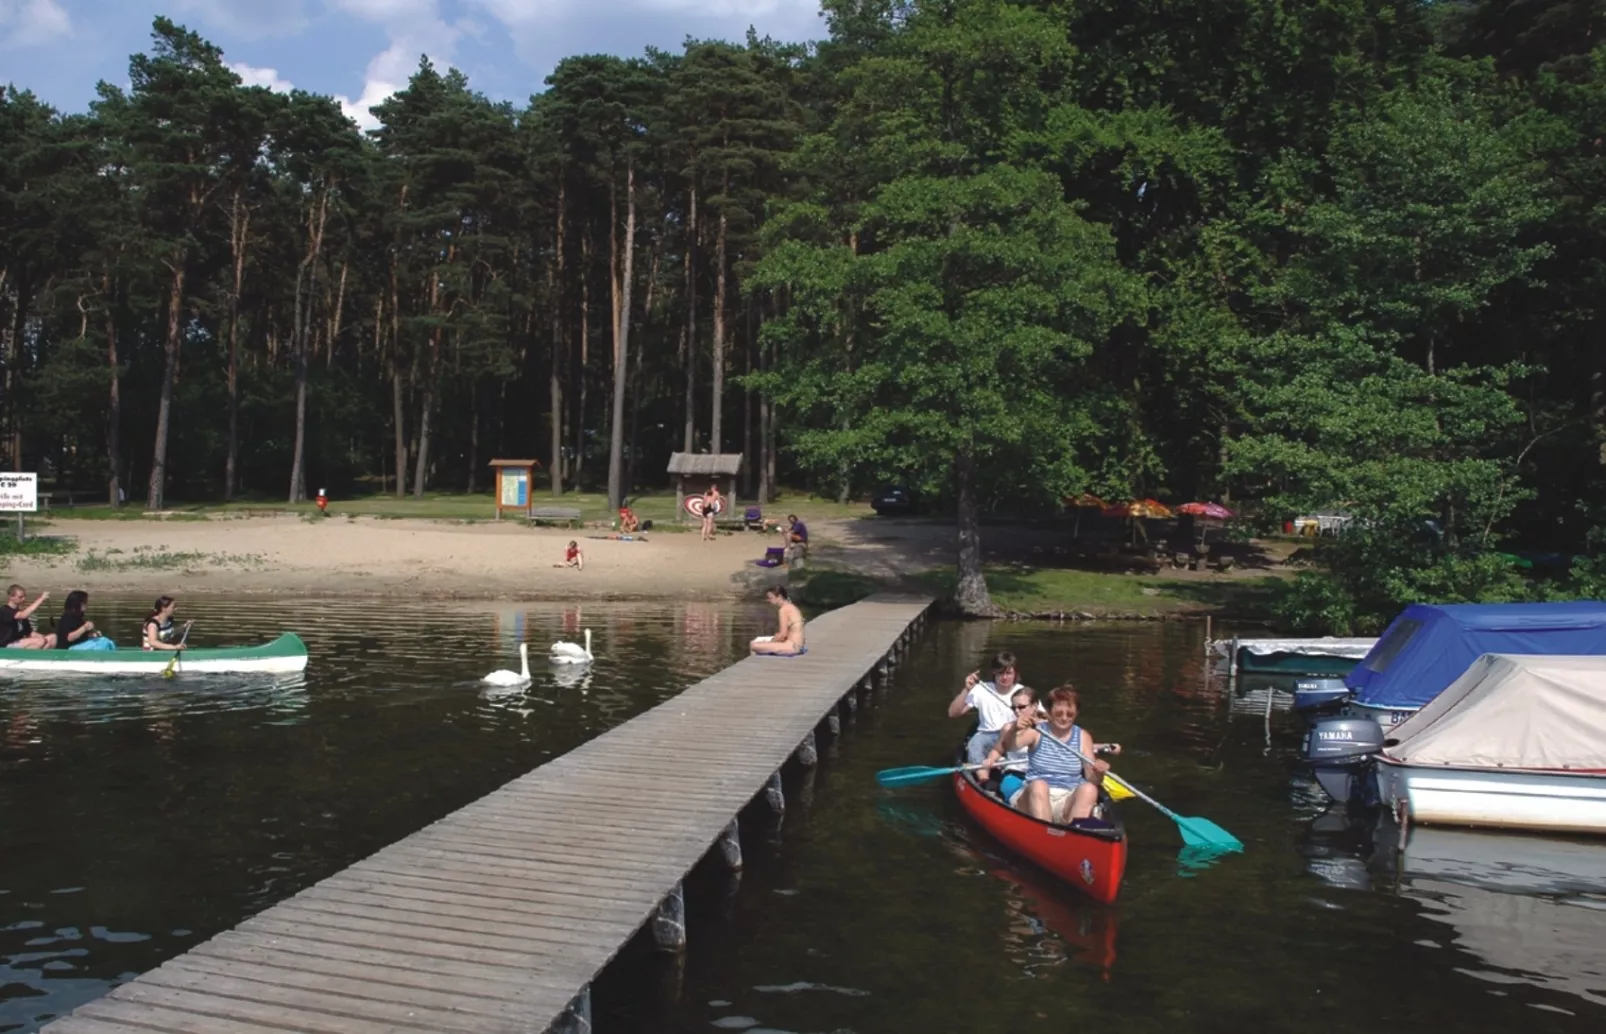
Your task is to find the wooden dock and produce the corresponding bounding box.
[41,592,933,1034]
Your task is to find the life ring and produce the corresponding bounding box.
[685,496,724,517]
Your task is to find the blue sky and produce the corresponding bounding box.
[0,0,827,127]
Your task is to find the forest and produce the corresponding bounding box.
[4,0,1606,625]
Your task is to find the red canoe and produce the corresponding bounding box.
[953,758,1128,904]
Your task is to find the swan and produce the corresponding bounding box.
[482,642,532,686]
[549,628,593,665]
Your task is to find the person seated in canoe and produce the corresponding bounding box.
[751,586,806,655]
[55,590,114,650]
[142,596,186,651]
[974,686,1040,785]
[554,540,584,570]
[998,685,1116,824]
[1,585,55,649]
[947,651,1028,765]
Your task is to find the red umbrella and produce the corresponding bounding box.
[1178,502,1234,519]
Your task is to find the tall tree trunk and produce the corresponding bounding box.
[683,183,698,453]
[413,370,434,499]
[838,233,859,505]
[626,231,661,497]
[390,267,406,498]
[575,230,590,488]
[466,382,480,493]
[147,259,185,510]
[104,271,121,507]
[743,303,754,497]
[288,191,329,505]
[712,203,728,453]
[953,445,1001,617]
[224,191,250,501]
[760,307,773,505]
[550,184,566,496]
[392,363,407,498]
[4,275,29,470]
[607,159,636,510]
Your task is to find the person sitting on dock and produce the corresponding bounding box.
[999,685,1111,824]
[0,585,54,649]
[555,540,584,570]
[948,651,1028,765]
[751,586,806,655]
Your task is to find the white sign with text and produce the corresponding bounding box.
[0,473,38,513]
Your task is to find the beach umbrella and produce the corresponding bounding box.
[1101,499,1172,519]
[1064,493,1107,538]
[1178,502,1234,520]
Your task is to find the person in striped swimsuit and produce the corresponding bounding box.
[999,684,1115,824]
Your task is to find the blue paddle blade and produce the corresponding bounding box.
[875,765,958,787]
[1175,815,1244,852]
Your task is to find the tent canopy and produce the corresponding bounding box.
[1346,601,1606,710]
[1384,654,1606,770]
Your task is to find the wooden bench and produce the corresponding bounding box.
[526,506,584,528]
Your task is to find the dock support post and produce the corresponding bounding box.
[719,818,743,871]
[826,711,841,735]
[552,987,592,1034]
[765,770,785,813]
[652,882,687,953]
[796,730,818,767]
[842,690,858,716]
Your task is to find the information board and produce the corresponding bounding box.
[499,470,529,508]
[0,473,38,513]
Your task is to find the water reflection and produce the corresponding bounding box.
[1305,808,1606,1013]
[0,594,766,1034]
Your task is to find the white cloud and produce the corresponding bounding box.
[0,0,72,49]
[170,0,309,38]
[327,1,462,131]
[231,62,296,93]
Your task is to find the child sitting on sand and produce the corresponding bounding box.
[555,541,584,570]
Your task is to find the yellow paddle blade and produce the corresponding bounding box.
[1102,774,1134,800]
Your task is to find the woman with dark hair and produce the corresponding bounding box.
[54,590,107,650]
[999,684,1116,824]
[142,596,185,651]
[751,585,806,655]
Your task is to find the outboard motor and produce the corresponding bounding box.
[1292,678,1351,715]
[1302,715,1385,805]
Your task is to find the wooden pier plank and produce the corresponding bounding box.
[41,593,931,1034]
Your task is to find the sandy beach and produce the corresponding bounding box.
[1,515,837,600]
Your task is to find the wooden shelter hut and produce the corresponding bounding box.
[668,453,744,522]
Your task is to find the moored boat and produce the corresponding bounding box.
[1210,636,1375,678]
[952,749,1127,903]
[0,633,309,676]
[1307,653,1606,832]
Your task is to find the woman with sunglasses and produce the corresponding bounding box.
[947,650,1030,765]
[999,684,1119,824]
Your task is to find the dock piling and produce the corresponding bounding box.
[796,730,818,767]
[551,988,592,1034]
[765,770,785,813]
[719,818,743,871]
[652,883,687,953]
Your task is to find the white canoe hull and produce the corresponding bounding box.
[1377,757,1606,835]
[0,633,309,677]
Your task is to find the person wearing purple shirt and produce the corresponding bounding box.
[787,514,808,546]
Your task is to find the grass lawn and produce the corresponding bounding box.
[42,489,878,528]
[916,565,1283,617]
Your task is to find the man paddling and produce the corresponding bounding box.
[0,585,54,649]
[948,651,1028,764]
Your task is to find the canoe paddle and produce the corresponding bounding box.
[161,621,193,679]
[1076,748,1243,852]
[875,759,1135,800]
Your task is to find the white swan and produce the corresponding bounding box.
[482,642,532,686]
[549,628,593,665]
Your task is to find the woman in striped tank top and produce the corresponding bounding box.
[999,684,1117,824]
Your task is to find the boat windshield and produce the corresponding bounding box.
[1363,618,1422,674]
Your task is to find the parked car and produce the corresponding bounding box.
[871,484,917,516]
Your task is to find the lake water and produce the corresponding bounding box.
[3,604,1603,1033]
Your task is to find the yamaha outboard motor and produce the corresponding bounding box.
[1292,678,1351,715]
[1302,715,1385,805]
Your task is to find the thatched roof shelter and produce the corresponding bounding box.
[667,453,744,477]
[668,452,744,520]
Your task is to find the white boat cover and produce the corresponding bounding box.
[1213,637,1377,658]
[1384,654,1606,770]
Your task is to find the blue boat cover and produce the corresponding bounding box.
[1345,601,1606,710]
